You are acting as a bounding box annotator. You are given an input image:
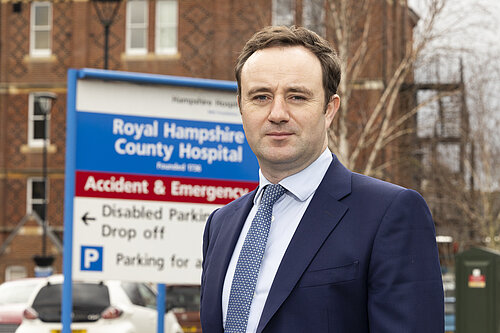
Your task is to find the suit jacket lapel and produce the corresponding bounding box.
[257,157,352,332]
[203,190,256,331]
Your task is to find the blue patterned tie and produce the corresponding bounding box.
[225,184,286,333]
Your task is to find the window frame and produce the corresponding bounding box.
[155,0,178,55]
[27,177,48,219]
[272,0,295,27]
[126,0,149,55]
[5,266,28,281]
[271,0,326,36]
[28,93,52,148]
[302,0,326,36]
[30,1,52,57]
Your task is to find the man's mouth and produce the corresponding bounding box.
[266,131,293,137]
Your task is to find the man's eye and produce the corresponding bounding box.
[254,95,269,102]
[290,95,306,101]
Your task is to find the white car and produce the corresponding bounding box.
[0,278,44,333]
[15,275,183,333]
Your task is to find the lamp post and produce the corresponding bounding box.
[91,0,123,69]
[33,92,56,276]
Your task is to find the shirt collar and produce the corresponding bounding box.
[254,149,333,204]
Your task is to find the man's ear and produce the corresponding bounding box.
[325,94,340,127]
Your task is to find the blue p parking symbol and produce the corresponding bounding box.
[81,246,103,271]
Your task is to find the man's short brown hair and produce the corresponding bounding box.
[235,26,341,107]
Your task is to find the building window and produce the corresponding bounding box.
[30,1,52,57]
[303,0,325,36]
[272,0,325,36]
[156,0,178,54]
[27,178,47,220]
[272,0,295,26]
[28,93,52,148]
[5,266,28,281]
[126,0,148,55]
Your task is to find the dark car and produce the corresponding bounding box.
[166,285,201,333]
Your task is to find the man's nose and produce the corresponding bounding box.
[268,97,289,123]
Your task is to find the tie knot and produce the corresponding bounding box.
[261,184,286,206]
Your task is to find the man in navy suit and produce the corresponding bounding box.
[200,26,444,332]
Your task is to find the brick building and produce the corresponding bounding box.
[0,0,417,282]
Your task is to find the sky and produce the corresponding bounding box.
[409,0,500,59]
[409,0,500,108]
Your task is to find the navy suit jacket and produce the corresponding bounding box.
[200,155,444,332]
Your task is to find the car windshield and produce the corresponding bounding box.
[122,282,157,309]
[0,280,40,305]
[32,283,110,322]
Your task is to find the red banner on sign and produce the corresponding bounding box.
[75,171,258,205]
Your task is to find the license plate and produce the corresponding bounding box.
[50,330,87,333]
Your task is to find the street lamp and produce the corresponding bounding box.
[33,92,56,276]
[91,0,123,69]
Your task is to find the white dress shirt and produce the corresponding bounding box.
[222,149,333,333]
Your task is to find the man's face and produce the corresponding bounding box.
[239,46,339,180]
